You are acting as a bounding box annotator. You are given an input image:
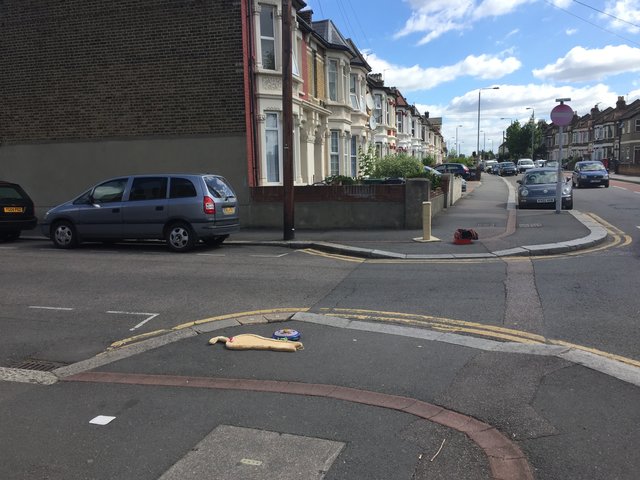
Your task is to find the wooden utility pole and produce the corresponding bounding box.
[282,0,295,240]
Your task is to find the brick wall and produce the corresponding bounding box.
[0,0,246,144]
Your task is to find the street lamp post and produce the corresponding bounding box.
[526,107,535,159]
[455,124,462,158]
[477,86,499,162]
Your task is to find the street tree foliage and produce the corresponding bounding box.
[505,120,548,159]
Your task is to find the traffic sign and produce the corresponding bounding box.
[550,103,573,126]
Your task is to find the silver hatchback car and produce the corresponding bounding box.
[41,174,239,252]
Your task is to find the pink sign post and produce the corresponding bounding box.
[550,99,573,213]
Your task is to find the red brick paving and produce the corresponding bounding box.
[65,371,534,479]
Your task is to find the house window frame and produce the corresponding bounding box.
[330,130,340,176]
[635,119,640,132]
[328,59,338,102]
[264,112,282,184]
[259,3,277,71]
[349,74,360,110]
[350,136,358,177]
[374,94,383,124]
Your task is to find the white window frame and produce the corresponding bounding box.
[635,119,640,132]
[259,4,276,70]
[328,59,338,102]
[349,74,360,110]
[330,131,340,176]
[264,112,281,184]
[374,94,382,124]
[350,136,358,177]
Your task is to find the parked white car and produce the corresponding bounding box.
[516,158,535,173]
[483,160,498,172]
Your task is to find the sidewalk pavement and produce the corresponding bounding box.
[227,173,609,259]
[6,173,640,480]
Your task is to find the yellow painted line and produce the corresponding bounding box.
[550,339,640,368]
[302,249,365,263]
[585,213,625,235]
[109,329,170,349]
[108,308,310,350]
[323,307,640,369]
[324,308,547,342]
[172,308,309,331]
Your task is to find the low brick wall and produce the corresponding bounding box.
[618,164,640,175]
[244,179,437,229]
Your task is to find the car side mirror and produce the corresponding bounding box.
[516,180,522,184]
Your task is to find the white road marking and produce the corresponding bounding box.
[249,253,289,258]
[613,186,626,190]
[196,253,226,257]
[29,306,74,311]
[106,311,159,331]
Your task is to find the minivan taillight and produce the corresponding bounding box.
[203,196,216,214]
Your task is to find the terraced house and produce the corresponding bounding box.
[545,97,640,174]
[0,0,444,226]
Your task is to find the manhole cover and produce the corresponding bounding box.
[7,358,69,372]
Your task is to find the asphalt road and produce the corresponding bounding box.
[1,177,639,366]
[1,175,639,479]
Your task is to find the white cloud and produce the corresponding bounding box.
[533,45,640,82]
[603,0,640,34]
[437,83,619,155]
[367,52,521,92]
[565,28,578,35]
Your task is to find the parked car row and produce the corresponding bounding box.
[1,174,240,252]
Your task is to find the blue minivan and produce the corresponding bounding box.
[41,174,239,252]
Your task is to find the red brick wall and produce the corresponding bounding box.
[0,0,246,144]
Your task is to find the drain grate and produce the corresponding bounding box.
[518,223,543,228]
[7,358,69,372]
[476,223,496,227]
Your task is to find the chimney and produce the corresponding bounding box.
[298,9,313,25]
[616,95,626,109]
[591,105,600,116]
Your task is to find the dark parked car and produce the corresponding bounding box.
[516,168,573,210]
[41,174,239,252]
[0,181,37,241]
[498,161,517,176]
[572,161,609,188]
[434,163,470,179]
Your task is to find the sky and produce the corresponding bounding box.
[303,0,640,156]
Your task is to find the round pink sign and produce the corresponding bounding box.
[550,104,573,126]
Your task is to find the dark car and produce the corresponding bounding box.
[498,161,517,176]
[434,162,470,179]
[572,161,609,188]
[0,181,37,241]
[516,168,573,210]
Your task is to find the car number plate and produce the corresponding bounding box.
[536,198,554,203]
[222,207,235,215]
[3,206,24,213]
[590,179,600,183]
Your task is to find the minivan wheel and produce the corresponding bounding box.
[52,221,78,249]
[202,235,228,247]
[166,222,196,252]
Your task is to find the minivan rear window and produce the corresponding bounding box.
[169,178,197,198]
[205,176,235,199]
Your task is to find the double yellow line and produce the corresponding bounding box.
[321,308,640,369]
